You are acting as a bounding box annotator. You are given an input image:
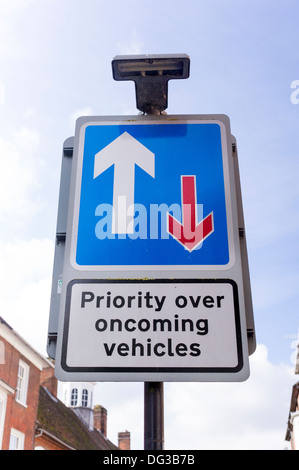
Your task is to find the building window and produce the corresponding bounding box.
[292,412,299,450]
[9,429,25,450]
[82,389,88,407]
[0,341,4,364]
[0,390,7,450]
[71,388,78,406]
[15,360,29,406]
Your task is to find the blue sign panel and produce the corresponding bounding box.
[74,120,231,267]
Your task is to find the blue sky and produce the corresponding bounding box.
[0,0,298,450]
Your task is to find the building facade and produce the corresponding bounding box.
[285,383,299,450]
[285,337,299,450]
[60,381,96,431]
[0,317,52,450]
[35,385,120,450]
[0,316,130,450]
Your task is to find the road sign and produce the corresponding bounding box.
[54,114,254,382]
[71,116,233,269]
[61,279,243,379]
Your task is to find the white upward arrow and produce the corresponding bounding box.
[94,131,155,234]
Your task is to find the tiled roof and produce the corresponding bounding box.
[37,386,118,450]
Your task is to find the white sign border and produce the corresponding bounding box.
[69,116,236,272]
[59,278,247,382]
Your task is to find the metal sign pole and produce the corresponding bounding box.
[142,104,165,451]
[144,382,164,450]
[112,56,190,450]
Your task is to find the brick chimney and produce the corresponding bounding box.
[93,405,107,437]
[40,362,57,397]
[118,430,131,450]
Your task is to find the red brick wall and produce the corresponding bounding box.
[40,366,57,397]
[0,336,41,450]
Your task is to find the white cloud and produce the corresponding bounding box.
[241,148,299,250]
[0,238,54,354]
[164,345,294,450]
[117,30,144,55]
[0,0,37,11]
[0,0,52,58]
[0,127,42,224]
[0,1,32,57]
[0,238,53,291]
[24,108,36,118]
[92,345,294,450]
[0,80,4,104]
[69,107,93,130]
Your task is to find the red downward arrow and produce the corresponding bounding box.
[167,175,214,252]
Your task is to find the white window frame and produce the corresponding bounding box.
[0,340,4,364]
[0,389,7,450]
[15,360,29,406]
[82,389,88,407]
[9,428,25,450]
[292,412,299,450]
[71,388,78,406]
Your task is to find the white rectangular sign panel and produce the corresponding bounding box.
[60,279,244,381]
